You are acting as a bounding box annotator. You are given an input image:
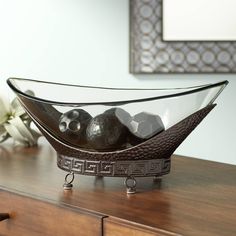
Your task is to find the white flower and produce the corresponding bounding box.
[0,93,41,147]
[0,96,10,124]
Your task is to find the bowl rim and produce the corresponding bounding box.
[7,77,228,106]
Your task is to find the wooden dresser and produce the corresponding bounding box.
[0,142,236,236]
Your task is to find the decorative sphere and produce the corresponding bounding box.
[128,112,165,140]
[86,108,129,150]
[59,109,92,145]
[104,108,132,126]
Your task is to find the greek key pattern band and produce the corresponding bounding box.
[57,154,171,177]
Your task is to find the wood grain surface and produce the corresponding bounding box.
[103,217,178,236]
[0,190,103,236]
[0,140,236,235]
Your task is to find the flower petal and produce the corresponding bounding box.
[11,97,26,117]
[0,96,10,124]
[4,123,27,145]
[8,117,38,146]
[0,125,9,143]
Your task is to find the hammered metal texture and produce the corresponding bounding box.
[35,104,215,162]
[57,155,171,177]
[130,0,236,73]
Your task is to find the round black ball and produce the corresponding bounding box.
[59,109,92,145]
[86,108,129,150]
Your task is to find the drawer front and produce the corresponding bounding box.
[104,218,176,236]
[0,190,102,236]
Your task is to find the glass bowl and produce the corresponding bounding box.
[7,78,228,193]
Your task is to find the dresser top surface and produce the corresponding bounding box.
[0,141,236,235]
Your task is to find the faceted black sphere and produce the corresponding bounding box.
[128,112,165,140]
[86,109,128,150]
[104,108,132,127]
[59,109,92,145]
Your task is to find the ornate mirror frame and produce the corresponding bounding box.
[130,0,236,74]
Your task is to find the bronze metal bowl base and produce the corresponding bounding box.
[26,104,215,194]
[58,154,171,193]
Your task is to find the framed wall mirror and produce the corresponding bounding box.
[130,0,236,74]
[163,0,236,41]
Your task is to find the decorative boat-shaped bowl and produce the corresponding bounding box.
[7,78,228,193]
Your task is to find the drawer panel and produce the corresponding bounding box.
[0,190,103,236]
[104,217,176,236]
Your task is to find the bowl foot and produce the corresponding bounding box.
[124,176,137,194]
[63,171,75,190]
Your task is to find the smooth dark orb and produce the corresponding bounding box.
[59,109,92,145]
[128,112,165,140]
[86,112,128,151]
